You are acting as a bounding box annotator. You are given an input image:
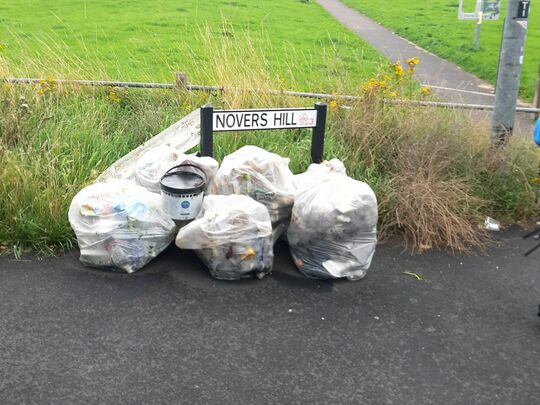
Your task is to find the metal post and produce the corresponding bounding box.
[200,105,214,157]
[534,62,540,121]
[311,103,327,163]
[474,12,483,50]
[491,0,530,146]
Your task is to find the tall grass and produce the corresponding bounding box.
[330,101,536,251]
[0,30,537,254]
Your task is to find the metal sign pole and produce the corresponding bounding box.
[475,11,483,49]
[491,0,530,146]
[200,105,214,157]
[311,103,327,164]
[459,0,501,50]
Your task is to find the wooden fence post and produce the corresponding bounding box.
[175,72,187,89]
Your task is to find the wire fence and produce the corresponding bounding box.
[4,76,540,115]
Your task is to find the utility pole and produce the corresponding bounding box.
[491,0,531,146]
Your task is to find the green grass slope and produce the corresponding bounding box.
[0,0,384,92]
[341,0,540,100]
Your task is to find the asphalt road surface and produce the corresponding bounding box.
[1,228,540,404]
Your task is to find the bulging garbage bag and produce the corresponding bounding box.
[211,145,295,231]
[176,194,274,280]
[288,161,378,280]
[292,158,346,191]
[68,180,177,273]
[134,146,218,193]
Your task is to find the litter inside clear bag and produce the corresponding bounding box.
[68,180,177,273]
[176,194,274,280]
[288,161,378,280]
[211,145,295,228]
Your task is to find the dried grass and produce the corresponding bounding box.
[331,98,536,252]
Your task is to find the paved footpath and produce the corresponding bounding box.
[1,228,540,404]
[316,0,534,134]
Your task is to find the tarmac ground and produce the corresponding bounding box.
[1,228,540,404]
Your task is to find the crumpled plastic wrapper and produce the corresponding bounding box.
[68,180,177,273]
[211,145,295,238]
[288,160,378,281]
[176,194,273,280]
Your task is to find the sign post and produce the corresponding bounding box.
[199,103,327,163]
[475,11,483,50]
[491,0,530,146]
[459,0,501,49]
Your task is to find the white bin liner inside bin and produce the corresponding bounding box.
[68,180,177,273]
[288,160,378,280]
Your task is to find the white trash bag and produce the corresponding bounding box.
[176,194,274,280]
[134,146,218,193]
[211,145,295,229]
[293,158,346,190]
[68,180,177,273]
[288,161,378,280]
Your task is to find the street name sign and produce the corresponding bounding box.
[199,104,327,163]
[213,108,318,132]
[459,0,501,20]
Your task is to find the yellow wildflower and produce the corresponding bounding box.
[329,100,338,109]
[392,61,404,78]
[420,86,431,96]
[108,89,122,104]
[406,57,420,67]
[362,78,379,95]
[37,76,57,95]
[407,67,415,75]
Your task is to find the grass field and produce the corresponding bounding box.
[341,0,540,100]
[0,0,384,93]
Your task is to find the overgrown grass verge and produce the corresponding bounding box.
[0,35,537,254]
[331,100,536,251]
[1,81,535,254]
